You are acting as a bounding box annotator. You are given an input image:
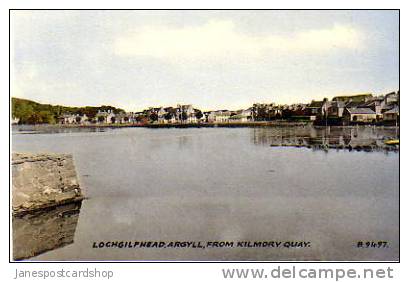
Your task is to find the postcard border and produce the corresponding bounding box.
[8,8,401,264]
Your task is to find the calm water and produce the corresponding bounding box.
[12,126,399,261]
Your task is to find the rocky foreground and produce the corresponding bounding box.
[12,153,84,216]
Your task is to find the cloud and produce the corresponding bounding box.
[114,20,363,59]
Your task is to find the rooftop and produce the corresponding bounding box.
[384,107,399,114]
[307,101,324,108]
[346,108,376,115]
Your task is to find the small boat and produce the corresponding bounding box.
[384,139,399,145]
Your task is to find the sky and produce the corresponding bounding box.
[11,10,399,112]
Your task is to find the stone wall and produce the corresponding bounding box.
[12,153,84,215]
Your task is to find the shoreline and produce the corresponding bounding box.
[12,121,400,130]
[12,123,399,152]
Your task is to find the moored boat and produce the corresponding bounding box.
[384,139,399,145]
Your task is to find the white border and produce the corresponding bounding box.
[1,1,406,281]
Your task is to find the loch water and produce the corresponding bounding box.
[12,126,399,261]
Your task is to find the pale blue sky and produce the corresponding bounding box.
[11,10,399,111]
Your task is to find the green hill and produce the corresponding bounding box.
[11,97,125,124]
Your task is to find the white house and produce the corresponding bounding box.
[59,114,77,124]
[95,110,116,124]
[208,110,231,123]
[229,108,252,122]
[176,104,197,123]
[59,113,88,124]
[186,115,198,123]
[157,107,168,123]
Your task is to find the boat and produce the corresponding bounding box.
[384,139,399,145]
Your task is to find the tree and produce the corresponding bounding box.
[164,112,173,121]
[13,101,34,124]
[257,106,268,121]
[26,113,40,124]
[82,107,98,119]
[135,114,147,123]
[281,109,291,120]
[149,112,158,122]
[38,111,55,124]
[98,116,105,123]
[195,110,203,120]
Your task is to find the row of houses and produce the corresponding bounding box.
[58,91,399,125]
[59,109,150,125]
[312,91,399,125]
[141,105,254,124]
[59,105,255,125]
[251,91,399,125]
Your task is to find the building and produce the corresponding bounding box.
[326,101,345,118]
[383,106,399,122]
[360,96,385,120]
[208,110,231,123]
[229,114,248,122]
[160,107,176,123]
[59,114,76,124]
[305,100,325,121]
[176,104,197,123]
[12,117,20,125]
[343,108,377,124]
[132,112,148,124]
[95,110,116,124]
[384,91,399,105]
[143,104,200,124]
[332,93,373,103]
[59,113,88,124]
[156,107,168,123]
[115,112,134,124]
[229,108,253,122]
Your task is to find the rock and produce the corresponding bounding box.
[12,153,84,215]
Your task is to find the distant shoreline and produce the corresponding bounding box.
[11,121,400,129]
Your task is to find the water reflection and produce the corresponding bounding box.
[13,201,83,260]
[252,126,399,152]
[12,125,108,135]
